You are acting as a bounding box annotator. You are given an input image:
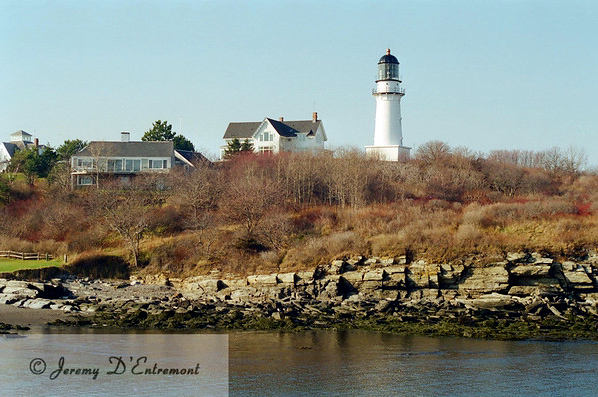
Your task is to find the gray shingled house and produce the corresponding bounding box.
[221,112,327,159]
[70,132,207,187]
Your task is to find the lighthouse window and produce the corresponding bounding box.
[378,63,399,80]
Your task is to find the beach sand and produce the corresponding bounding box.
[0,304,82,327]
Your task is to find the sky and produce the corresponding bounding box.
[2,1,597,164]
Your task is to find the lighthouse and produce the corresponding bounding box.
[365,49,411,161]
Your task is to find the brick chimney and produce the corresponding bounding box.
[121,132,130,143]
[279,116,284,122]
[312,112,317,122]
[34,138,39,148]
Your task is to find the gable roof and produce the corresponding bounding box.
[283,120,322,135]
[1,142,18,157]
[175,149,209,165]
[223,122,262,139]
[76,141,174,158]
[266,118,298,137]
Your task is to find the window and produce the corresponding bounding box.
[107,159,123,172]
[260,132,273,142]
[149,159,168,169]
[125,159,141,171]
[259,147,273,154]
[77,159,95,169]
[78,175,94,185]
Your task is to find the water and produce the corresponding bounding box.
[3,329,598,396]
[229,331,598,397]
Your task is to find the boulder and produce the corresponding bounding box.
[438,264,465,289]
[185,279,223,294]
[458,293,516,309]
[380,258,395,266]
[295,271,315,286]
[506,252,529,263]
[2,286,39,298]
[384,265,406,275]
[277,273,297,284]
[531,253,554,264]
[407,262,440,289]
[222,278,248,288]
[230,287,258,302]
[340,271,364,284]
[6,280,32,289]
[329,260,345,274]
[22,299,54,309]
[561,263,593,285]
[383,272,406,289]
[459,264,509,294]
[510,265,552,277]
[363,269,385,282]
[247,274,278,286]
[0,294,19,305]
[271,311,283,320]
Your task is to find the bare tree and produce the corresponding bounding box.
[221,172,282,237]
[415,141,452,164]
[168,164,221,230]
[87,182,152,267]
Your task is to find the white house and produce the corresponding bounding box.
[0,130,44,172]
[71,132,207,187]
[221,112,327,159]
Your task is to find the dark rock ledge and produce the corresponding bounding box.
[3,252,598,340]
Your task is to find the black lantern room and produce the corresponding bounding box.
[377,49,400,82]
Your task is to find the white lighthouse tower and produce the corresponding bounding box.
[365,49,411,161]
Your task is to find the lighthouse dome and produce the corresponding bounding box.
[378,54,399,64]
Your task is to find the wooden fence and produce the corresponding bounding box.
[0,250,54,261]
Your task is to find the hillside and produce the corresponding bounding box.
[0,143,596,277]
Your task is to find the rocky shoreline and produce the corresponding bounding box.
[2,252,598,340]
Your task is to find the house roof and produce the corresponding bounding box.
[283,120,322,135]
[223,118,323,139]
[1,142,18,157]
[175,149,209,164]
[266,118,299,137]
[76,141,175,158]
[11,130,32,137]
[223,122,262,139]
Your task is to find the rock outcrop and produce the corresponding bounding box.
[3,251,598,338]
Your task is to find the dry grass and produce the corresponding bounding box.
[3,150,598,275]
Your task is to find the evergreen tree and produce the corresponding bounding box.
[8,147,57,184]
[223,138,254,159]
[142,120,195,151]
[56,139,88,161]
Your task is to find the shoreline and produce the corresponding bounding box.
[3,251,598,341]
[2,307,595,342]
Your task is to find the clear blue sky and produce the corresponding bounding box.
[2,1,597,164]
